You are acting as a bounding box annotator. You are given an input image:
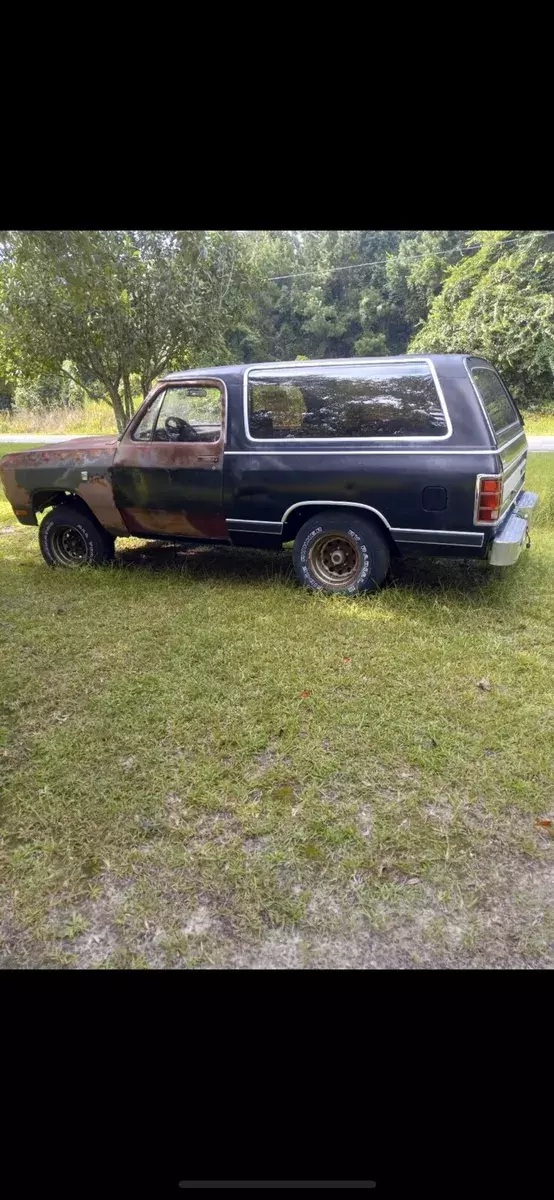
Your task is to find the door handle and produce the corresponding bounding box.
[195,455,219,463]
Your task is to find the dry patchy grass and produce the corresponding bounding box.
[0,401,119,437]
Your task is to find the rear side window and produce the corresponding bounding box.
[247,362,448,440]
[471,367,521,437]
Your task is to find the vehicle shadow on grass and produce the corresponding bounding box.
[114,540,296,583]
[113,538,514,598]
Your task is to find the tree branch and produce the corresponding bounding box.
[59,366,103,402]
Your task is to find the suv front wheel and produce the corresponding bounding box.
[39,503,115,567]
[292,510,390,595]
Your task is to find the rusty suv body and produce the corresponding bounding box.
[0,354,539,594]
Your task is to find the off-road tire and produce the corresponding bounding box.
[292,510,390,595]
[39,503,115,567]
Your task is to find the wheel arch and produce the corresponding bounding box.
[32,490,116,544]
[282,501,399,555]
[33,489,95,520]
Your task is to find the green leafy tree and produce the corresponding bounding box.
[227,231,304,362]
[0,231,253,431]
[386,230,472,330]
[287,230,406,359]
[410,231,554,407]
[240,230,410,362]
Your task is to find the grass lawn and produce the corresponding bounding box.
[1,445,554,969]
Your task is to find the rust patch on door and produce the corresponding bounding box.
[112,379,227,541]
[121,507,228,539]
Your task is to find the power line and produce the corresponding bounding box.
[267,233,549,283]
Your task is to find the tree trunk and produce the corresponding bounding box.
[140,373,154,400]
[122,372,134,423]
[106,385,127,433]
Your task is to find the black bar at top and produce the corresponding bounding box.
[178,1184,377,1190]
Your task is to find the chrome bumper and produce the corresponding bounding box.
[488,491,539,567]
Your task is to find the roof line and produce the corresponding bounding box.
[162,352,468,378]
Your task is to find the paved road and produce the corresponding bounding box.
[1,433,554,451]
[526,436,554,452]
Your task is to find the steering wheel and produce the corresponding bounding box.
[164,414,201,442]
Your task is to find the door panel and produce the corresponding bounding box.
[112,382,228,539]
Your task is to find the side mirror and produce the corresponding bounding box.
[185,387,207,398]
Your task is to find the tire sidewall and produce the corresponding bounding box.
[40,510,104,567]
[297,519,376,594]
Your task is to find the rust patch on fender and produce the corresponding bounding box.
[0,470,35,523]
[77,477,128,536]
[0,437,121,528]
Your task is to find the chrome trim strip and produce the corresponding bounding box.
[395,539,484,547]
[280,499,392,529]
[243,357,453,444]
[391,527,484,543]
[497,432,527,455]
[501,447,527,475]
[392,531,484,547]
[225,447,507,457]
[225,430,523,457]
[503,458,526,498]
[226,518,282,527]
[226,518,282,532]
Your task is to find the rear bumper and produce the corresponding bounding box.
[488,490,539,567]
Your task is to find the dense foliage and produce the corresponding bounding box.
[410,231,554,408]
[1,229,552,427]
[0,231,252,430]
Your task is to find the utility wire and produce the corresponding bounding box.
[268,233,552,282]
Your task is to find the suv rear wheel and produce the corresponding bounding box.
[292,510,390,595]
[39,503,115,567]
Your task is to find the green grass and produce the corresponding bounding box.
[1,451,554,968]
[1,442,46,456]
[522,413,554,436]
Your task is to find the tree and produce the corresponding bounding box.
[0,231,253,431]
[410,231,554,407]
[239,230,410,362]
[227,231,304,363]
[284,230,407,359]
[386,230,472,331]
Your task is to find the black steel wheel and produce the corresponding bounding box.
[39,503,115,568]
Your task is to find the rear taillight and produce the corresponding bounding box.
[476,476,503,523]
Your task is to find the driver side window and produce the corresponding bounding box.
[133,385,222,443]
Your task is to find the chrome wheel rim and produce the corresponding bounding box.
[50,525,88,566]
[308,532,361,588]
